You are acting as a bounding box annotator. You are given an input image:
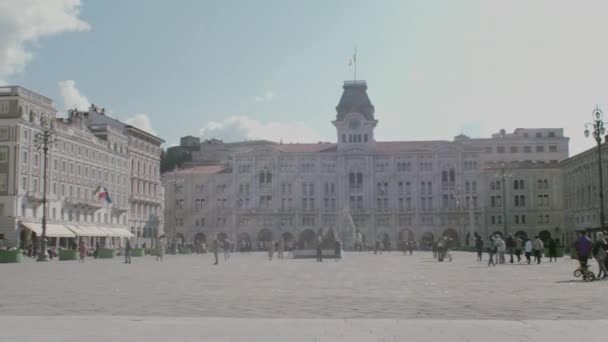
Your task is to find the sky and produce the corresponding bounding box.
[2,0,608,155]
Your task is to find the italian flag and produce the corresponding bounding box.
[94,185,112,204]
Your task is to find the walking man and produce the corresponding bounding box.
[78,239,86,263]
[488,236,497,267]
[506,233,515,263]
[547,238,557,262]
[524,238,533,264]
[316,235,323,262]
[278,238,285,259]
[124,239,132,264]
[514,235,523,262]
[475,233,483,262]
[532,236,543,264]
[212,237,219,265]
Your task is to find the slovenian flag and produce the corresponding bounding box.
[94,185,112,204]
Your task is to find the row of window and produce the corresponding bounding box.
[488,145,559,154]
[491,214,552,225]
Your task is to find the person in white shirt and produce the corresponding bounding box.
[524,238,533,264]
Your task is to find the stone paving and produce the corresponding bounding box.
[1,251,606,320]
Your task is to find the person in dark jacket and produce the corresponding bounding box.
[547,238,558,262]
[575,231,592,271]
[124,240,132,264]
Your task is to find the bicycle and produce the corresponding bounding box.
[574,264,596,281]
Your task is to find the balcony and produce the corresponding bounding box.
[64,198,105,210]
[129,193,162,205]
[25,191,57,203]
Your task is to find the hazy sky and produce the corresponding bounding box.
[2,0,608,155]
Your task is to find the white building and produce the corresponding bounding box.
[163,80,568,249]
[0,86,164,249]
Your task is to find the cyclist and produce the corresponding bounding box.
[574,230,592,274]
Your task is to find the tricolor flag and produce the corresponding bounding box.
[94,185,112,204]
[349,48,357,66]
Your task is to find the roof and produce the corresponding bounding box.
[335,81,375,121]
[483,160,561,170]
[275,143,337,153]
[163,165,227,177]
[372,141,448,153]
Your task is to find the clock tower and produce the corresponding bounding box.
[332,80,377,151]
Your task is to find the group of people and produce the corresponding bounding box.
[575,230,608,279]
[475,232,558,267]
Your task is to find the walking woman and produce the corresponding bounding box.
[487,236,497,267]
[475,233,484,262]
[592,232,608,279]
[78,239,86,263]
[156,236,165,262]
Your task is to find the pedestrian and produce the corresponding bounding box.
[156,236,165,262]
[278,238,285,259]
[496,236,506,264]
[316,235,323,262]
[212,237,219,265]
[223,240,230,261]
[78,239,86,263]
[547,238,558,262]
[524,238,533,264]
[592,232,608,279]
[506,234,515,263]
[267,240,275,260]
[488,236,497,267]
[514,235,523,263]
[575,231,592,273]
[532,236,543,264]
[334,240,342,260]
[475,233,483,262]
[94,242,100,259]
[408,240,414,256]
[374,239,381,255]
[124,239,132,264]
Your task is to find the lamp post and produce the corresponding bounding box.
[34,118,55,262]
[584,105,607,230]
[495,164,512,237]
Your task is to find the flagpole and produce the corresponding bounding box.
[354,47,357,83]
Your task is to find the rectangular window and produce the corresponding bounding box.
[0,101,9,114]
[510,146,518,153]
[497,146,505,153]
[536,145,545,152]
[0,173,7,191]
[0,147,8,163]
[0,127,8,140]
[549,145,557,152]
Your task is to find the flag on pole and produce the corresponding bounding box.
[349,48,357,66]
[94,185,112,204]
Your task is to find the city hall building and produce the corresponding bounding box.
[0,86,164,248]
[164,80,569,249]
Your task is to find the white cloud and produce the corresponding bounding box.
[58,79,90,111]
[124,113,157,136]
[200,116,327,143]
[0,0,89,82]
[254,91,275,102]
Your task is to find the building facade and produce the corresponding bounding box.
[562,141,608,246]
[163,81,568,250]
[0,86,164,248]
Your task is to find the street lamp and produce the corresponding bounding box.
[33,117,55,262]
[584,105,607,230]
[495,164,512,236]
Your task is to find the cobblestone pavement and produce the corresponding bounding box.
[1,252,606,319]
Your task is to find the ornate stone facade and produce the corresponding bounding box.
[163,81,568,249]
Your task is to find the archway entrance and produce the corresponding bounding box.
[378,232,391,251]
[420,232,434,250]
[217,232,228,242]
[442,228,459,249]
[194,232,206,243]
[538,230,552,243]
[354,230,366,251]
[176,233,185,246]
[237,232,252,251]
[281,232,295,250]
[298,229,317,249]
[399,229,415,242]
[515,230,528,241]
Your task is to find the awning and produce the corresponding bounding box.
[66,225,109,237]
[98,226,134,238]
[20,222,76,238]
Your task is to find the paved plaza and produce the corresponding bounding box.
[1,251,608,341]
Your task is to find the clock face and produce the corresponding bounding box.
[349,119,361,130]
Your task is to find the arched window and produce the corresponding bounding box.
[364,134,368,142]
[449,169,455,182]
[442,171,448,183]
